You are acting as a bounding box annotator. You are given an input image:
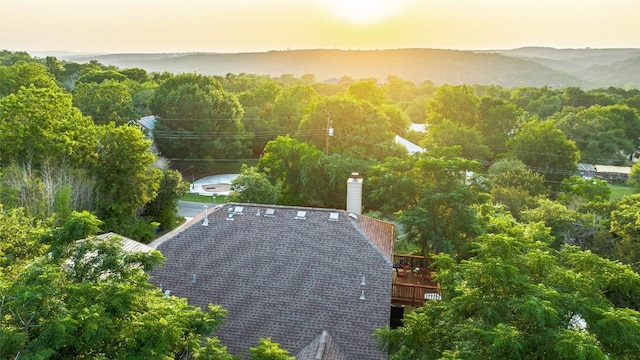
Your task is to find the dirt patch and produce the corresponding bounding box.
[202,183,231,193]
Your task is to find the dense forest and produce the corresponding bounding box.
[2,49,640,359]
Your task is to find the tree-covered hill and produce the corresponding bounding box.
[56,47,640,89]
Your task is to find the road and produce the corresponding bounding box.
[178,200,218,218]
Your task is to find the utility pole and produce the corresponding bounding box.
[325,113,333,155]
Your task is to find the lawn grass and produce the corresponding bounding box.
[608,183,637,200]
[181,193,228,204]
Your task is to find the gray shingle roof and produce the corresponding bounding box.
[296,330,347,360]
[149,203,393,359]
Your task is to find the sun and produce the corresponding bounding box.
[325,0,406,25]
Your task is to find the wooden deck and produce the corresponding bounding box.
[392,254,441,306]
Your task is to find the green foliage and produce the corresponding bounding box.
[507,120,580,187]
[610,194,640,272]
[91,124,162,233]
[425,85,479,127]
[629,161,640,190]
[72,79,137,125]
[420,119,492,162]
[552,105,640,164]
[258,136,325,205]
[248,338,294,360]
[0,209,232,358]
[347,79,385,106]
[368,149,486,258]
[0,60,59,97]
[558,175,611,205]
[76,69,128,84]
[228,165,281,204]
[380,104,411,136]
[521,198,579,248]
[0,86,96,168]
[0,206,48,279]
[476,96,521,154]
[297,96,404,161]
[487,159,548,219]
[377,214,640,359]
[151,73,251,160]
[142,169,188,230]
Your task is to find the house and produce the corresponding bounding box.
[594,164,631,183]
[394,135,424,154]
[148,178,395,359]
[135,115,157,139]
[95,232,154,253]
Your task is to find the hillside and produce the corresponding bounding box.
[59,48,640,89]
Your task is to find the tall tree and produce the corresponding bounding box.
[0,86,96,168]
[297,96,403,161]
[425,85,479,127]
[151,73,251,160]
[377,213,640,359]
[72,79,137,126]
[420,119,492,162]
[0,61,58,97]
[368,148,486,257]
[507,120,580,186]
[257,136,324,205]
[0,214,232,359]
[91,124,161,231]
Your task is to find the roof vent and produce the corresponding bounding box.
[233,206,244,214]
[329,212,339,221]
[164,290,171,298]
[360,290,366,300]
[202,206,209,226]
[348,213,357,220]
[226,213,234,221]
[295,211,307,220]
[256,209,261,216]
[265,208,275,217]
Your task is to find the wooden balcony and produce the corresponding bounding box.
[391,254,441,307]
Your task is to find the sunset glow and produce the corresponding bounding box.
[0,0,638,53]
[324,0,408,24]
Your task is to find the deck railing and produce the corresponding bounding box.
[391,283,441,307]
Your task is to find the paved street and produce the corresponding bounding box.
[177,200,217,218]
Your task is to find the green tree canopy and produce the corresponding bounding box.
[0,86,96,168]
[377,212,640,359]
[297,96,403,161]
[91,124,162,231]
[0,213,232,359]
[0,61,59,97]
[72,79,137,126]
[229,165,281,204]
[425,85,479,127]
[507,120,580,187]
[368,148,486,257]
[151,73,251,160]
[420,119,492,162]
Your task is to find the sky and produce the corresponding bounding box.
[1,0,639,54]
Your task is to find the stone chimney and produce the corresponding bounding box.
[346,172,363,215]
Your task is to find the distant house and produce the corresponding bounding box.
[135,115,157,139]
[95,232,155,253]
[394,135,424,154]
[594,165,632,183]
[148,176,395,359]
[577,163,597,179]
